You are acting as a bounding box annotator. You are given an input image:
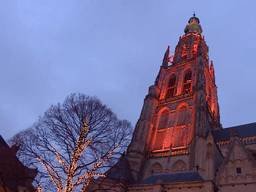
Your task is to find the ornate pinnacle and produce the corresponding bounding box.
[162,46,170,67]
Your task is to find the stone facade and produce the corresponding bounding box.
[91,15,256,192]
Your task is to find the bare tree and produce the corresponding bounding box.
[11,93,132,192]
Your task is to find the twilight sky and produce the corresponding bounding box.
[0,0,256,139]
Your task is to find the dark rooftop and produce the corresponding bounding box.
[213,122,256,142]
[142,171,203,184]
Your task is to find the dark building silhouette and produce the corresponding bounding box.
[0,136,36,192]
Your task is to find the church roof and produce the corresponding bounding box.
[213,122,256,142]
[142,171,203,184]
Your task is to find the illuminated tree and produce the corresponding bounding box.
[11,93,132,192]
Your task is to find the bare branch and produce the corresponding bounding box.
[11,93,132,192]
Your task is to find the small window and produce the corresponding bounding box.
[177,106,191,126]
[158,110,169,129]
[236,167,242,174]
[182,71,192,94]
[166,75,177,98]
[153,131,166,150]
[192,44,198,55]
[172,160,187,172]
[151,163,163,174]
[181,44,187,58]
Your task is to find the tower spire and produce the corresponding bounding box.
[162,46,170,67]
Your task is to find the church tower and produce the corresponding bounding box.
[125,14,221,181]
[92,15,226,192]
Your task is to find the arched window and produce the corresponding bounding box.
[151,163,163,174]
[153,131,166,150]
[153,110,169,150]
[192,43,198,55]
[173,104,192,147]
[177,106,191,126]
[168,112,176,127]
[181,44,187,58]
[172,160,187,172]
[158,110,169,129]
[183,70,192,94]
[166,75,177,98]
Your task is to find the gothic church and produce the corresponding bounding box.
[91,15,256,192]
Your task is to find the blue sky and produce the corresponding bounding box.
[0,0,256,139]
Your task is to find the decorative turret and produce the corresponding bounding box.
[172,14,207,64]
[184,13,203,34]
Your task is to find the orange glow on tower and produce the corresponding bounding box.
[144,15,220,156]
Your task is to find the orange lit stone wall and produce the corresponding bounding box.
[147,32,220,154]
